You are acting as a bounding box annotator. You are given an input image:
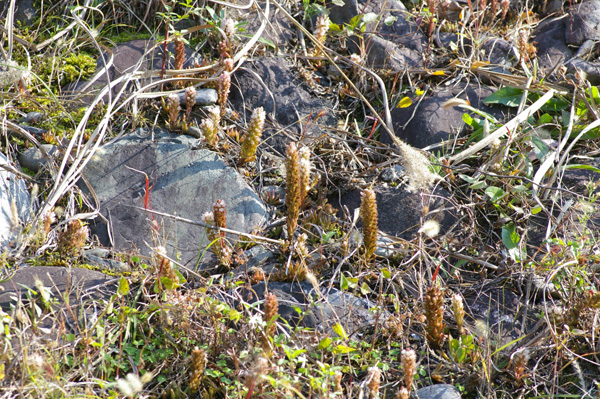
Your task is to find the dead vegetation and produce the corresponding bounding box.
[1,0,600,398]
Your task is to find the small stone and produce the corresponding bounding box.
[413,384,462,399]
[380,165,405,182]
[177,88,218,106]
[375,236,395,258]
[20,112,44,125]
[19,145,58,172]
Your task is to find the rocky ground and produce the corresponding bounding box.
[1,0,600,398]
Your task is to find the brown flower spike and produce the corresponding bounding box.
[424,285,446,348]
[240,107,265,164]
[188,347,206,392]
[360,189,378,260]
[261,292,279,355]
[218,71,231,120]
[285,142,301,238]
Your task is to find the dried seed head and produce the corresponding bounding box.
[360,189,378,260]
[366,366,381,399]
[333,372,343,393]
[261,292,279,354]
[221,17,236,42]
[395,387,410,399]
[314,14,330,44]
[213,199,227,229]
[57,220,89,257]
[298,146,312,203]
[166,94,181,127]
[401,348,417,391]
[397,142,439,191]
[512,348,530,383]
[184,86,197,122]
[174,37,185,71]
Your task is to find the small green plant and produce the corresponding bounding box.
[449,334,477,363]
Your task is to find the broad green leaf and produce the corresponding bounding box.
[396,97,412,108]
[319,337,332,350]
[564,164,600,174]
[331,0,345,6]
[485,186,505,202]
[502,223,522,261]
[483,86,523,107]
[333,344,356,354]
[117,276,130,296]
[462,113,474,126]
[531,205,542,215]
[360,282,371,295]
[381,268,391,279]
[332,323,348,340]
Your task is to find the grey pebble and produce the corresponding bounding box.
[177,88,218,106]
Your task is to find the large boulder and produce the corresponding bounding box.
[81,130,268,268]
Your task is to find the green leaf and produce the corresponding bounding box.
[331,0,345,6]
[537,113,553,125]
[362,12,378,23]
[384,15,397,25]
[319,337,332,350]
[333,344,356,354]
[340,274,349,291]
[381,268,391,279]
[483,86,523,107]
[360,282,371,295]
[502,223,522,261]
[485,186,506,202]
[117,277,130,297]
[531,205,542,215]
[332,323,348,340]
[462,113,474,126]
[564,164,600,174]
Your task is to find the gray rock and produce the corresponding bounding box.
[568,0,600,46]
[480,37,517,69]
[244,245,275,269]
[176,89,218,106]
[18,144,58,172]
[0,0,36,25]
[566,57,600,85]
[19,112,44,125]
[380,165,404,183]
[237,281,387,333]
[352,34,421,71]
[388,85,506,150]
[0,152,31,250]
[0,266,114,311]
[375,236,395,258]
[230,1,293,49]
[80,131,268,268]
[229,57,336,155]
[533,17,573,75]
[414,384,461,399]
[84,249,130,273]
[64,39,200,105]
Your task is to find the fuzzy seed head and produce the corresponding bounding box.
[202,211,214,225]
[418,219,440,238]
[240,107,266,164]
[360,189,378,260]
[57,220,89,257]
[398,143,439,191]
[0,59,30,88]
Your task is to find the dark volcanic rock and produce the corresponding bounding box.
[330,186,458,239]
[81,130,267,268]
[229,57,336,155]
[568,0,600,46]
[533,17,573,74]
[388,85,507,150]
